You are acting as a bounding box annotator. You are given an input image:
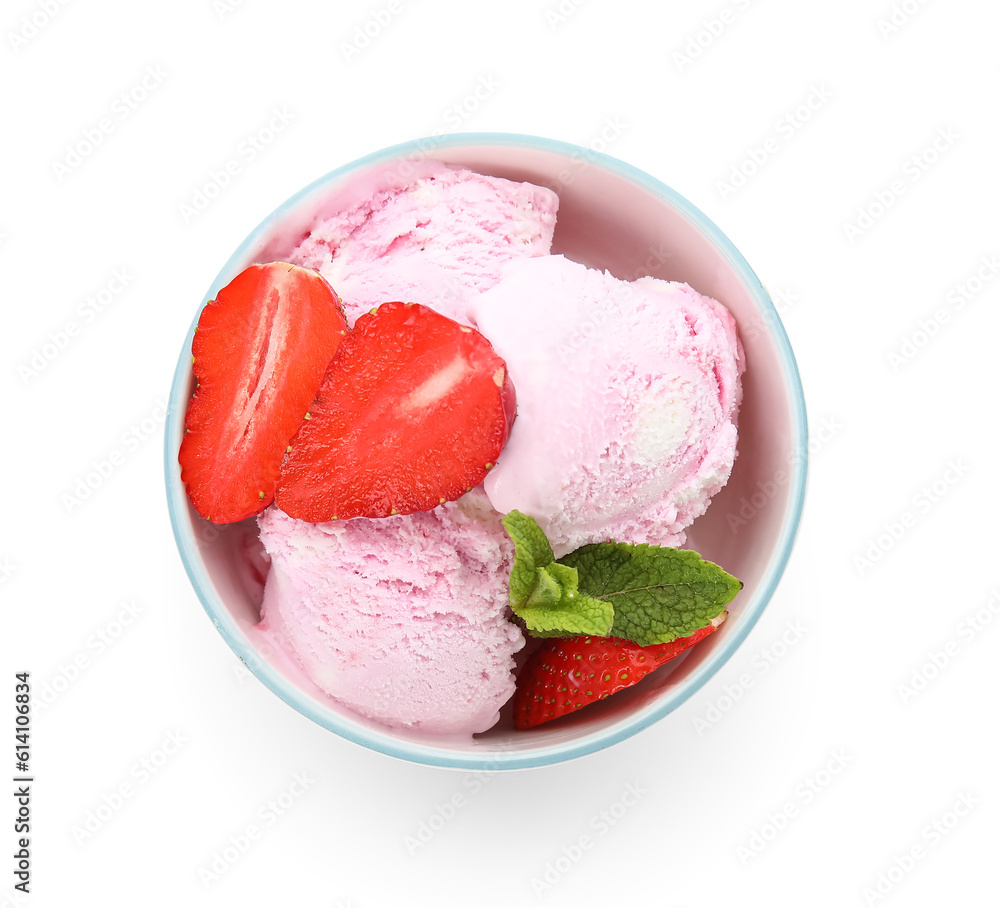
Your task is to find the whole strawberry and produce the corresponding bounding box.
[513,614,726,729]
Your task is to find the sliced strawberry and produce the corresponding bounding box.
[513,613,727,729]
[179,262,348,524]
[275,301,515,521]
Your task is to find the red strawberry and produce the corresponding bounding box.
[513,613,727,729]
[179,262,348,524]
[275,301,515,521]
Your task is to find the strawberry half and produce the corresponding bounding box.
[275,301,516,521]
[513,613,727,729]
[179,262,348,524]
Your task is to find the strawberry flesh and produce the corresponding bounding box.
[275,301,516,521]
[179,262,348,524]
[513,615,726,729]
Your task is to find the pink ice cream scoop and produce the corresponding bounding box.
[257,491,524,736]
[468,255,744,558]
[289,163,559,326]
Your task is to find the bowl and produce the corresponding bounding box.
[165,133,807,770]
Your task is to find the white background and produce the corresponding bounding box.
[2,0,998,905]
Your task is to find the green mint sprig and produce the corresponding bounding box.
[501,511,613,638]
[501,510,742,646]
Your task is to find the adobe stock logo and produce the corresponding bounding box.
[213,0,248,19]
[725,416,841,534]
[545,0,589,29]
[530,783,646,896]
[716,85,834,201]
[843,128,959,244]
[7,0,71,53]
[876,0,932,39]
[340,0,406,62]
[853,460,969,573]
[691,620,807,734]
[861,793,980,905]
[61,400,168,514]
[178,107,295,222]
[672,0,755,71]
[896,589,1000,706]
[51,67,168,181]
[18,269,134,385]
[71,731,188,844]
[198,773,316,888]
[33,601,145,711]
[736,749,853,864]
[886,255,999,371]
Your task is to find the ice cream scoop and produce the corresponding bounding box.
[469,254,744,557]
[256,491,523,736]
[290,163,559,326]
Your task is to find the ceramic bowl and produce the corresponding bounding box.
[165,133,807,770]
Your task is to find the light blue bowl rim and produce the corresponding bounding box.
[165,132,808,771]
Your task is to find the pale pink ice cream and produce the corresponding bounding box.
[469,255,744,557]
[254,166,743,737]
[258,490,522,735]
[289,163,559,326]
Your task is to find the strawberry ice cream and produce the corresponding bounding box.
[468,255,744,557]
[257,490,522,735]
[289,163,558,326]
[247,164,743,738]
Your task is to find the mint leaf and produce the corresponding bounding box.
[501,511,614,638]
[502,512,741,645]
[519,564,614,637]
[559,543,742,647]
[526,562,572,608]
[502,510,556,603]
